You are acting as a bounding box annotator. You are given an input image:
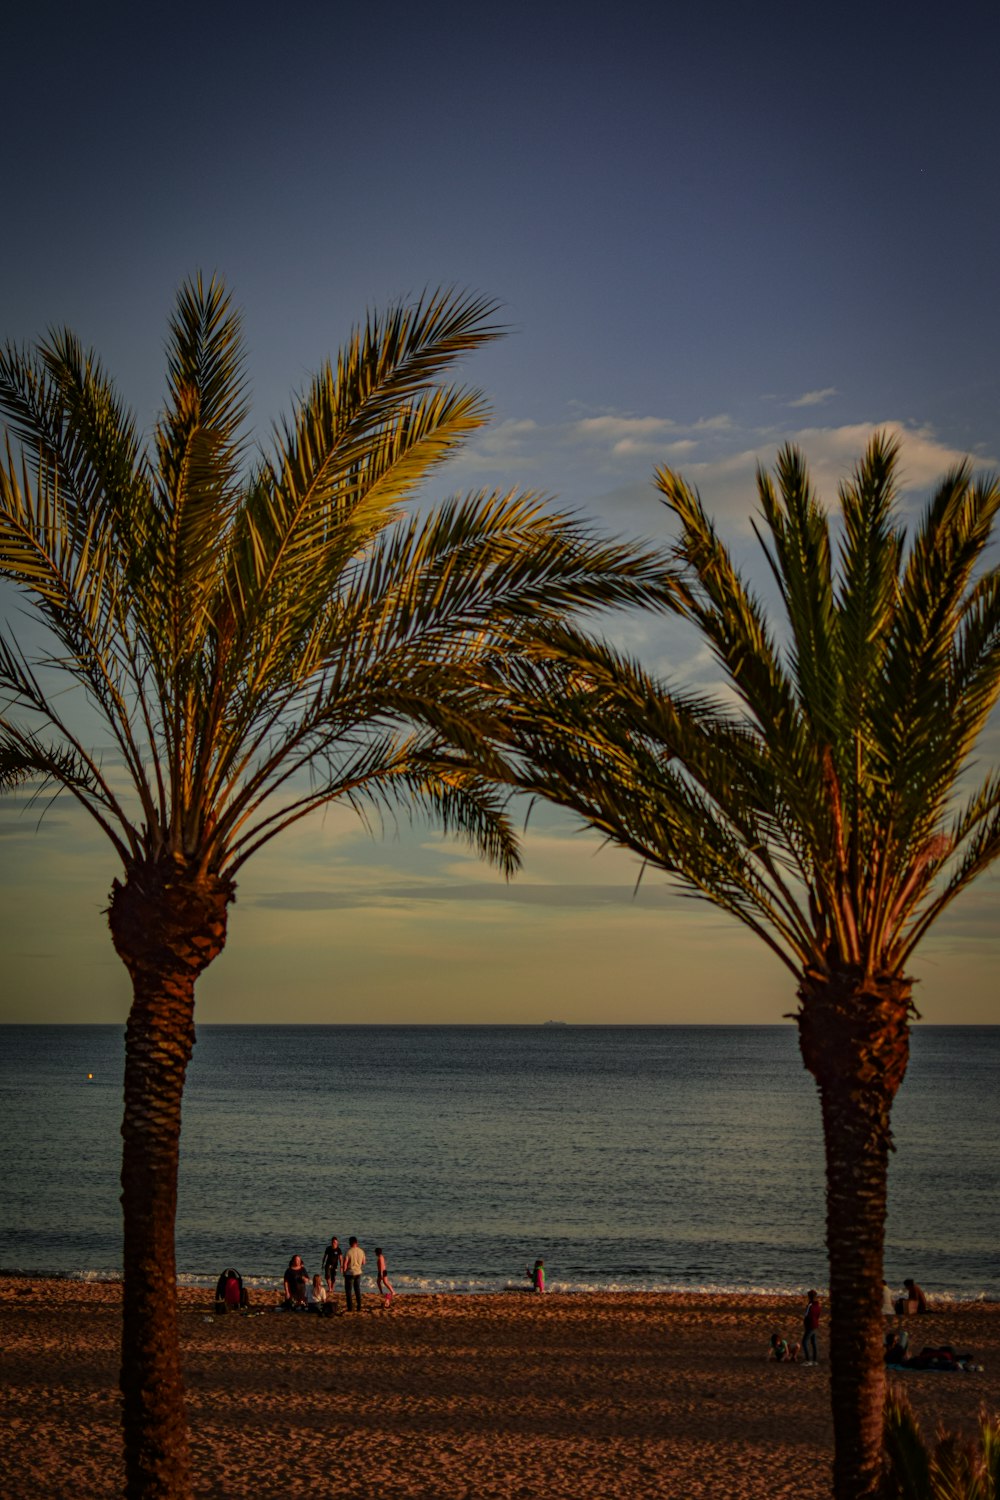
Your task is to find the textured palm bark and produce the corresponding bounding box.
[109,859,234,1500]
[797,971,912,1500]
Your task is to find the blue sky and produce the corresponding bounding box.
[2,0,999,1023]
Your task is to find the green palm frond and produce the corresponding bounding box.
[147,275,249,660]
[210,293,505,715]
[880,468,1000,829]
[190,489,677,842]
[380,758,521,879]
[882,1384,934,1499]
[882,1383,1000,1500]
[515,438,1000,983]
[836,432,902,695]
[2,273,691,889]
[0,330,147,537]
[494,631,817,971]
[754,443,839,739]
[897,788,1000,963]
[656,462,838,889]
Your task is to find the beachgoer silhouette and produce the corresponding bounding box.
[802,1289,821,1362]
[322,1236,342,1294]
[342,1236,366,1312]
[283,1254,309,1309]
[903,1277,927,1314]
[376,1247,394,1306]
[215,1268,243,1314]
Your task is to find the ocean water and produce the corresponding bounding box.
[0,1025,996,1301]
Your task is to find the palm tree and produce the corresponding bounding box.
[0,276,674,1498]
[501,435,1000,1500]
[883,1384,1000,1498]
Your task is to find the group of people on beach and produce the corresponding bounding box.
[769,1278,931,1365]
[282,1237,394,1313]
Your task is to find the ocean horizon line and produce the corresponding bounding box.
[3,1019,997,1029]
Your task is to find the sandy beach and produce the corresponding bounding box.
[1,1278,997,1498]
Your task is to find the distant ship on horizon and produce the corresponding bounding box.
[542,1019,569,1026]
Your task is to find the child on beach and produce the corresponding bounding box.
[802,1289,821,1363]
[527,1259,545,1294]
[306,1274,327,1312]
[376,1248,394,1307]
[769,1332,799,1362]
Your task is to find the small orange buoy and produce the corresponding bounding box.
[87,1073,94,1081]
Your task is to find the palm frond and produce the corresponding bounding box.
[882,1384,933,1500]
[148,274,249,664]
[0,329,147,541]
[656,462,838,883]
[754,444,839,738]
[380,758,521,879]
[878,468,1000,840]
[897,784,1000,964]
[835,431,902,697]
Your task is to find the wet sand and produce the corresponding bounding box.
[1,1278,997,1498]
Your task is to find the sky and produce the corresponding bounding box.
[1,0,999,1025]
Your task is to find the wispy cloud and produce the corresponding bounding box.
[248,882,686,911]
[649,421,995,529]
[575,416,676,441]
[789,387,838,408]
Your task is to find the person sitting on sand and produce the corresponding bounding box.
[215,1268,243,1314]
[884,1329,910,1365]
[283,1254,309,1309]
[305,1273,327,1312]
[769,1332,799,1362]
[903,1278,928,1314]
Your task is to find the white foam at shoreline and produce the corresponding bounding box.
[10,1268,991,1304]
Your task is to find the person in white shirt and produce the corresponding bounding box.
[305,1274,327,1312]
[342,1236,366,1312]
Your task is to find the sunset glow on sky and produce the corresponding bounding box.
[2,2,998,1023]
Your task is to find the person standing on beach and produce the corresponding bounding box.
[376,1247,394,1306]
[342,1236,366,1312]
[322,1236,342,1295]
[802,1289,821,1362]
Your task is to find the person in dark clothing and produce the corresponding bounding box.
[322,1236,342,1295]
[802,1289,821,1363]
[283,1254,309,1309]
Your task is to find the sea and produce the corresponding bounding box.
[0,1025,996,1302]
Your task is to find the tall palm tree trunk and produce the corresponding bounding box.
[109,861,234,1499]
[798,973,912,1500]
